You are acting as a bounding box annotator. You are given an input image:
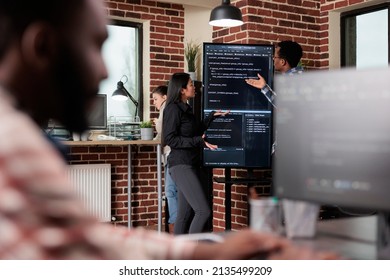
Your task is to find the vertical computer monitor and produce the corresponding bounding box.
[274,67,390,211]
[202,43,274,168]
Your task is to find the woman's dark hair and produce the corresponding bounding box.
[277,40,303,68]
[166,72,190,105]
[152,85,168,97]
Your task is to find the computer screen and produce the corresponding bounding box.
[202,43,274,168]
[46,94,107,130]
[87,94,107,129]
[274,67,390,211]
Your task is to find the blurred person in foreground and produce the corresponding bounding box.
[0,0,337,260]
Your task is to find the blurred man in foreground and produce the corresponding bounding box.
[0,0,336,259]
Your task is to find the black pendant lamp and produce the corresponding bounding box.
[209,0,243,27]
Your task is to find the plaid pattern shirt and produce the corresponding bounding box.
[0,89,195,259]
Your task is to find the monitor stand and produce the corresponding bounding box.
[213,167,271,231]
[377,211,390,259]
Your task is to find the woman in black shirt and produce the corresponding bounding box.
[163,73,228,234]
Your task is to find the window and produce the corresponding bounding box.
[99,20,143,121]
[341,4,389,69]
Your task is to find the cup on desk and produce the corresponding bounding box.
[249,197,281,235]
[72,132,81,141]
[282,199,320,239]
[72,131,90,141]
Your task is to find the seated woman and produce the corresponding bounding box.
[152,85,178,233]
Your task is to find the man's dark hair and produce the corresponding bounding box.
[277,40,303,68]
[0,0,83,60]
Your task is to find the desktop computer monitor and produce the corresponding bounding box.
[47,94,107,130]
[274,67,390,212]
[45,94,107,140]
[87,94,107,129]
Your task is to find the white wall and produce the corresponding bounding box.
[184,5,214,81]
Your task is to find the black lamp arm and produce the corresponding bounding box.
[122,86,139,119]
[122,86,139,107]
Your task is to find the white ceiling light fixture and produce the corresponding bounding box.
[209,0,243,27]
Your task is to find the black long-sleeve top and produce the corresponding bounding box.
[163,101,214,167]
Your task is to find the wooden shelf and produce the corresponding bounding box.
[62,139,161,146]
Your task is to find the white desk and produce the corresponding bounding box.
[293,215,378,259]
[64,140,162,232]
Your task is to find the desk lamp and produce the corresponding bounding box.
[209,0,243,27]
[112,75,139,121]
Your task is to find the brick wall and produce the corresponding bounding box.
[68,0,372,231]
[212,0,321,68]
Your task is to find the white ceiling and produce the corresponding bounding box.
[157,0,221,8]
